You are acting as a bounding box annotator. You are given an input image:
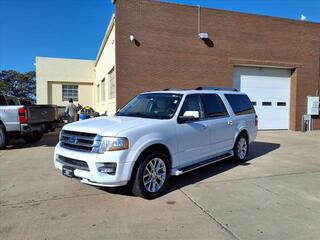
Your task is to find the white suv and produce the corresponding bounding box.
[54,87,257,199]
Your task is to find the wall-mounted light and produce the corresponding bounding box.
[198,32,209,40]
[129,35,135,42]
[129,35,141,47]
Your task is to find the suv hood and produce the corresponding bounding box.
[63,116,156,136]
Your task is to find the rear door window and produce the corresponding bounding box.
[224,94,255,115]
[201,94,229,118]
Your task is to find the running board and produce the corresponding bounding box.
[172,152,233,176]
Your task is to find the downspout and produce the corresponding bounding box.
[198,5,201,37]
[317,55,320,96]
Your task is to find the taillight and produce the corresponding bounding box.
[19,107,28,124]
[255,115,258,127]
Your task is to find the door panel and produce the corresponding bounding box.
[176,94,211,167]
[201,94,234,154]
[176,121,211,167]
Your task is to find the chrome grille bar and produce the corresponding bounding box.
[60,130,99,153]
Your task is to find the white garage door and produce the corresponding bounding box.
[233,66,291,130]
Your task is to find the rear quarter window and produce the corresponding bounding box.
[225,94,255,116]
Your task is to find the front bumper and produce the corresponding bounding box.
[54,143,134,187]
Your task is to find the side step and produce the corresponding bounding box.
[172,152,233,176]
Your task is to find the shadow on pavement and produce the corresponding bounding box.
[100,141,281,198]
[5,130,60,150]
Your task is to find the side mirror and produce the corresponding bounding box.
[179,111,200,122]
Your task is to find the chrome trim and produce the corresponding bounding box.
[60,130,100,153]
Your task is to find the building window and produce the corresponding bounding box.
[62,85,78,101]
[101,78,106,102]
[97,84,100,103]
[108,67,115,100]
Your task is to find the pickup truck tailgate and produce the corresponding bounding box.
[27,105,58,124]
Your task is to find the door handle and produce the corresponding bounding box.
[227,120,233,125]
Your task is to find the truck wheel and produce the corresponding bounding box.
[131,151,170,199]
[0,125,7,150]
[233,133,249,163]
[23,131,43,144]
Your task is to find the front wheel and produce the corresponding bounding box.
[130,151,170,199]
[233,134,249,163]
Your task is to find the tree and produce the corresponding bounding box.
[0,70,36,100]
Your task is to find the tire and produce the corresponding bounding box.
[130,151,171,199]
[0,125,7,150]
[233,133,249,163]
[23,131,43,144]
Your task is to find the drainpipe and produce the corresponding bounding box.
[198,5,201,36]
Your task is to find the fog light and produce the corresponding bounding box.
[97,163,117,175]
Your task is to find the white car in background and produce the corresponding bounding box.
[54,87,257,199]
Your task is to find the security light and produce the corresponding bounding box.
[130,35,135,42]
[198,32,209,40]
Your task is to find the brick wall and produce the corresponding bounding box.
[115,0,320,130]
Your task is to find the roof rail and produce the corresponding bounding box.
[196,86,238,91]
[163,88,186,91]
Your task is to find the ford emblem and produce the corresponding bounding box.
[68,137,77,144]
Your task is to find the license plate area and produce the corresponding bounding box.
[62,165,75,178]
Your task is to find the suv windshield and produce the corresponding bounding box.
[116,93,183,119]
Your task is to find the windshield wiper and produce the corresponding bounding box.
[117,112,150,118]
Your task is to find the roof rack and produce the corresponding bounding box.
[162,88,186,91]
[196,86,238,92]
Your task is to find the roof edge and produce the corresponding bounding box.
[95,13,115,66]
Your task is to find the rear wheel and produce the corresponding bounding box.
[23,131,43,144]
[233,133,249,163]
[130,151,170,199]
[0,125,7,150]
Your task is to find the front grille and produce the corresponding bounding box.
[60,130,99,153]
[57,155,89,171]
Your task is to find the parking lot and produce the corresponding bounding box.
[0,130,320,240]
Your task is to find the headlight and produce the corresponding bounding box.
[96,137,129,153]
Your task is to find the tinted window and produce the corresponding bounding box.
[117,93,182,119]
[19,99,32,106]
[225,94,255,115]
[202,94,228,118]
[179,94,205,119]
[0,96,7,105]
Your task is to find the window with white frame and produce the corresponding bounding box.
[62,85,78,101]
[108,67,115,100]
[97,84,100,103]
[101,78,106,102]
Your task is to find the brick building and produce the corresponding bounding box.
[36,0,320,130]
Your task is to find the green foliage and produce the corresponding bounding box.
[0,70,36,100]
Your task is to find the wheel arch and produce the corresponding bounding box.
[128,143,172,183]
[0,120,6,131]
[234,128,249,147]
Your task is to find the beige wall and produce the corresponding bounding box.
[94,16,117,115]
[36,57,95,107]
[36,16,116,114]
[48,82,93,107]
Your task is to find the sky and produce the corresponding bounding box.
[0,0,319,73]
